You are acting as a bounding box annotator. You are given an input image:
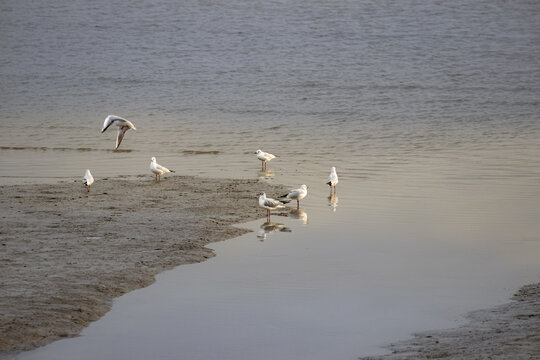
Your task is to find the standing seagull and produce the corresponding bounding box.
[83,169,94,192]
[280,184,308,208]
[258,192,286,221]
[254,149,276,170]
[101,115,137,150]
[327,166,338,194]
[150,156,175,182]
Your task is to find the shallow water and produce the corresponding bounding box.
[2,0,540,358]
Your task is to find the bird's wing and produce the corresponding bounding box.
[289,189,300,198]
[264,198,282,207]
[155,163,170,173]
[101,116,115,133]
[115,126,129,149]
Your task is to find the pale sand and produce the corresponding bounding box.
[0,175,288,353]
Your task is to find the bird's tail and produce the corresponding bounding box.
[170,169,176,173]
[326,181,332,186]
[279,197,291,204]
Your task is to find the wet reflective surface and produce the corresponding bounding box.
[2,0,540,358]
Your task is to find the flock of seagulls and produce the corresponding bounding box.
[85,115,339,221]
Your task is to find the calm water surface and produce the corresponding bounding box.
[1,0,540,359]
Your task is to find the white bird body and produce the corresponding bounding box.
[254,149,276,169]
[258,192,285,219]
[327,166,338,193]
[83,169,94,192]
[150,157,175,181]
[101,115,137,149]
[280,184,308,208]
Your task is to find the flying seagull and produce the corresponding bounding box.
[150,157,175,182]
[101,115,137,150]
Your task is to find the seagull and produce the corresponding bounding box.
[150,157,175,182]
[254,149,276,170]
[258,192,286,220]
[101,115,137,150]
[83,169,94,192]
[327,166,338,193]
[280,184,308,208]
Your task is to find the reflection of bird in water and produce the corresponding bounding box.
[258,168,275,180]
[279,184,308,208]
[254,149,276,170]
[327,166,339,194]
[256,221,291,241]
[258,192,286,221]
[289,208,308,224]
[328,194,338,212]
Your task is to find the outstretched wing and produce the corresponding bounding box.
[116,126,129,149]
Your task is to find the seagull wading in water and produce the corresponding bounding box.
[258,192,286,220]
[83,169,94,192]
[280,184,308,208]
[254,149,276,170]
[150,157,175,182]
[327,166,338,194]
[101,115,137,150]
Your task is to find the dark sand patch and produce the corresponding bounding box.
[0,176,288,353]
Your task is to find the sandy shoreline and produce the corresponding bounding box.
[361,285,540,359]
[0,175,289,354]
[1,176,539,359]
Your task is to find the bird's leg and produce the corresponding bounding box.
[297,200,300,209]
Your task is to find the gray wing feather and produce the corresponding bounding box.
[264,199,281,207]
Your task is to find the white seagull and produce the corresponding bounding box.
[280,184,308,208]
[83,169,94,192]
[327,166,338,193]
[150,157,175,182]
[254,149,276,170]
[101,115,137,150]
[258,192,286,220]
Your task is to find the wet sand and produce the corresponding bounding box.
[362,284,540,359]
[1,176,539,359]
[0,175,288,353]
